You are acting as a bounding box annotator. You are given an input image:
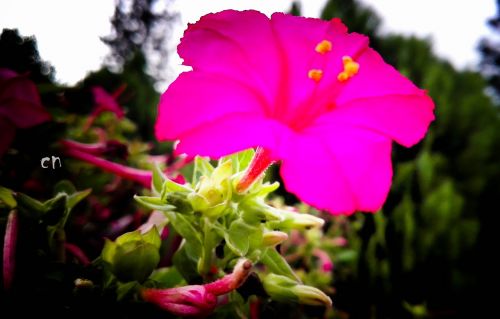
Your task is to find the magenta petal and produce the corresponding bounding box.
[336,49,421,102]
[280,123,392,214]
[0,117,16,158]
[331,94,434,147]
[178,10,282,107]
[270,14,368,113]
[156,71,269,141]
[174,114,290,160]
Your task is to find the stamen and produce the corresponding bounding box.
[308,69,323,82]
[337,55,359,82]
[315,40,332,54]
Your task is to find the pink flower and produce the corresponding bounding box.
[155,11,434,215]
[142,259,252,316]
[313,248,334,273]
[0,68,51,158]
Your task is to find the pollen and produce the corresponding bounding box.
[315,40,332,54]
[308,69,323,82]
[337,56,360,82]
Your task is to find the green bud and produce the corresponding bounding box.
[101,228,161,283]
[241,200,283,224]
[189,160,233,218]
[271,209,324,230]
[262,231,288,247]
[262,274,332,307]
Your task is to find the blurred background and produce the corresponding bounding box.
[1,0,499,318]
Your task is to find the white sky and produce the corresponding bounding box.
[0,0,496,86]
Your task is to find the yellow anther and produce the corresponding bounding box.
[337,55,359,82]
[315,40,332,54]
[342,56,353,64]
[337,72,349,82]
[308,69,323,82]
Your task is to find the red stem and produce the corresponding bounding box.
[236,147,274,193]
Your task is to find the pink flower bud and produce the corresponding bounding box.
[142,285,217,317]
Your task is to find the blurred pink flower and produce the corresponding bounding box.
[155,10,434,215]
[0,68,50,157]
[84,86,125,130]
[313,248,334,273]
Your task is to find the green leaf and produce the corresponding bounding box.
[224,220,255,256]
[16,193,45,216]
[173,243,201,283]
[115,230,142,245]
[149,267,186,288]
[164,211,203,256]
[134,195,175,211]
[152,163,166,195]
[235,148,255,172]
[261,248,300,282]
[142,226,161,249]
[0,186,16,208]
[116,281,139,300]
[67,188,91,210]
[255,182,280,198]
[42,193,67,213]
[113,241,160,283]
[165,192,193,214]
[102,239,117,264]
[211,159,233,185]
[53,180,77,195]
[164,178,192,194]
[193,156,214,184]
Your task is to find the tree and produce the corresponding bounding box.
[102,0,176,84]
[479,0,500,99]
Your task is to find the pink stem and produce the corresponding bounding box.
[236,147,274,193]
[204,259,252,295]
[3,210,18,290]
[64,243,91,266]
[64,148,152,188]
[61,139,106,155]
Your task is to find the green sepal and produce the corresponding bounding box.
[0,186,17,209]
[261,248,301,282]
[134,195,175,211]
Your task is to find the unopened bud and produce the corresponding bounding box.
[142,285,216,317]
[273,210,325,230]
[262,231,288,247]
[101,227,161,282]
[262,274,332,307]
